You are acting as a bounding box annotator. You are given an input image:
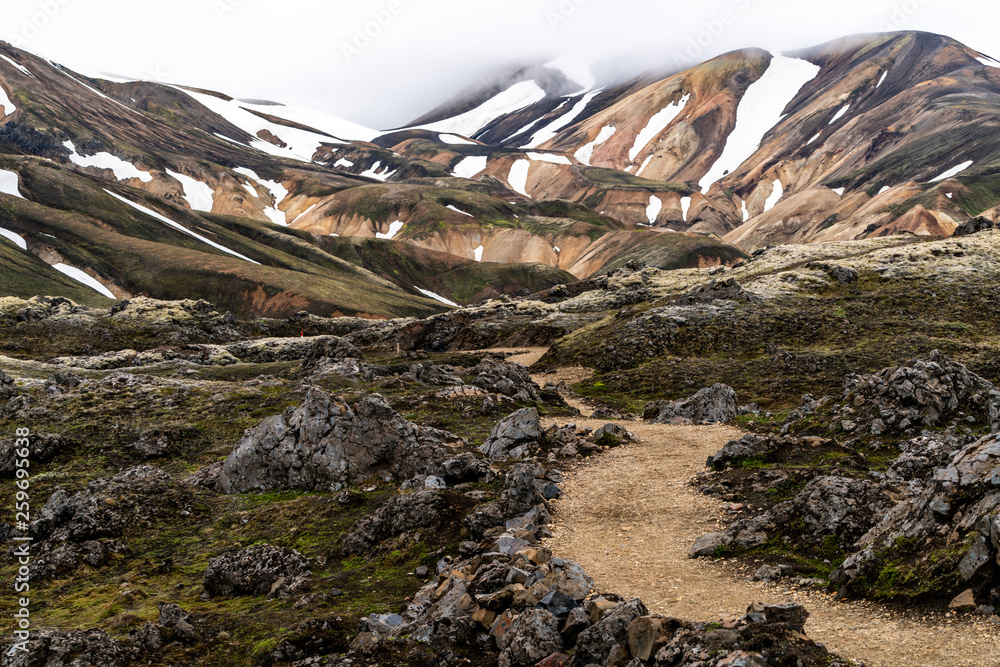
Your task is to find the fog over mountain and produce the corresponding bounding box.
[1,0,997,127]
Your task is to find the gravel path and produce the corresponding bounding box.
[484,348,1000,666]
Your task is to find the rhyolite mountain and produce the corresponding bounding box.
[1,30,998,317]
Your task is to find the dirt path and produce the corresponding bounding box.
[540,417,1000,667]
[480,348,1000,666]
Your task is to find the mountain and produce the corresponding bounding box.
[1,31,998,316]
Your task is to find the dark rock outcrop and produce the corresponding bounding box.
[216,388,462,493]
[203,544,310,598]
[644,384,737,424]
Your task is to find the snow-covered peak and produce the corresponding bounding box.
[413,80,547,138]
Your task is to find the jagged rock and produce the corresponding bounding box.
[746,602,809,631]
[469,357,542,401]
[499,609,563,666]
[573,597,648,666]
[592,423,637,445]
[500,463,549,518]
[674,278,756,305]
[465,501,505,541]
[949,589,977,612]
[837,351,1000,435]
[439,452,496,484]
[31,539,124,579]
[0,433,64,473]
[0,369,19,399]
[30,466,199,545]
[216,388,461,493]
[953,216,997,236]
[706,433,786,470]
[158,603,201,644]
[644,384,737,424]
[480,408,542,459]
[341,490,445,554]
[0,628,139,666]
[203,544,310,598]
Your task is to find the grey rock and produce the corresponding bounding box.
[203,544,310,598]
[574,597,647,666]
[216,388,461,493]
[500,609,563,666]
[644,384,737,424]
[481,408,542,460]
[688,532,731,558]
[342,490,445,554]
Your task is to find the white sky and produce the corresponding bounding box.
[0,0,996,129]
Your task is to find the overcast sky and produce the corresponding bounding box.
[1,0,996,129]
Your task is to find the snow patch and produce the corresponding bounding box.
[238,100,377,142]
[946,192,954,199]
[52,264,116,299]
[474,245,484,262]
[637,155,654,176]
[360,161,396,182]
[414,286,458,308]
[64,141,152,183]
[524,90,600,148]
[931,160,974,182]
[527,152,572,165]
[977,56,999,68]
[508,160,531,198]
[334,158,355,169]
[446,205,474,217]
[104,189,259,263]
[452,155,488,179]
[680,196,692,222]
[0,227,26,250]
[629,94,690,161]
[0,169,25,199]
[416,81,547,137]
[829,105,850,125]
[876,71,888,88]
[291,204,318,225]
[165,169,214,212]
[741,198,750,222]
[698,55,820,190]
[807,133,821,145]
[832,187,845,196]
[878,186,891,195]
[764,180,784,212]
[646,195,662,224]
[376,220,405,240]
[234,168,288,225]
[439,133,476,145]
[0,54,33,77]
[574,126,616,165]
[175,87,337,162]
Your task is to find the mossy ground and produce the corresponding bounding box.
[0,346,573,665]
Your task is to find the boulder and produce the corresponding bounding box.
[216,388,461,493]
[499,609,563,665]
[0,629,139,666]
[480,408,542,460]
[644,384,737,424]
[203,544,310,598]
[573,597,648,666]
[341,490,445,554]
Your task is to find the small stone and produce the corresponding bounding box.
[949,588,977,612]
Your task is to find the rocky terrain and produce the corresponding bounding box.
[4,226,1000,664]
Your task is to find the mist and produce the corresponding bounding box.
[1,0,997,129]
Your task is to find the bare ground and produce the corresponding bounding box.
[482,348,1000,666]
